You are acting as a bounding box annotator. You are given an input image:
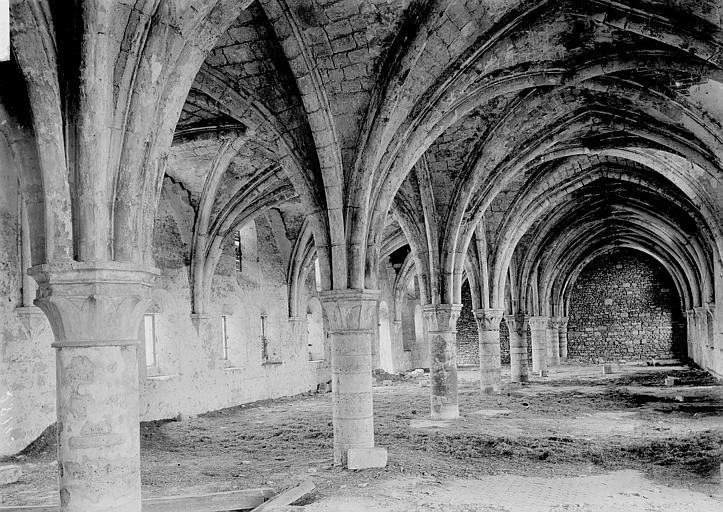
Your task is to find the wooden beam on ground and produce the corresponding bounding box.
[143,487,277,512]
[0,487,276,512]
[251,480,315,511]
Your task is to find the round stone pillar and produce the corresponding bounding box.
[473,308,503,394]
[319,289,384,466]
[505,314,529,382]
[546,318,560,367]
[528,316,549,376]
[29,262,157,512]
[422,304,462,419]
[557,316,569,359]
[685,309,695,360]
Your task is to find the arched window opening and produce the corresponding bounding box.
[234,232,242,272]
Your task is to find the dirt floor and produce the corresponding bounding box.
[1,363,722,510]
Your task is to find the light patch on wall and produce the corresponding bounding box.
[0,0,7,62]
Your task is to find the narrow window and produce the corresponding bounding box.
[314,258,322,292]
[234,232,242,272]
[144,314,156,368]
[221,315,229,360]
[261,314,268,360]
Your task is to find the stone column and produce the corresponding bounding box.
[528,316,549,376]
[473,308,503,394]
[694,306,707,364]
[29,262,157,512]
[685,309,695,360]
[505,314,529,383]
[546,317,560,367]
[558,316,569,359]
[391,319,404,371]
[319,289,386,468]
[422,304,462,419]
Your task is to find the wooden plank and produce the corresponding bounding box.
[0,488,276,512]
[144,487,276,512]
[0,507,57,512]
[251,480,315,511]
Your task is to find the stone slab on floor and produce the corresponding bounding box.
[0,465,21,485]
[347,448,387,470]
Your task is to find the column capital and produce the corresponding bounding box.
[528,315,549,330]
[319,288,380,331]
[504,313,528,333]
[473,308,504,331]
[421,303,462,332]
[28,262,159,348]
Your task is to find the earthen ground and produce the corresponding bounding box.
[2,364,721,510]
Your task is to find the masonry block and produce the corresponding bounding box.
[347,447,388,469]
[601,365,613,374]
[665,377,677,386]
[0,465,21,485]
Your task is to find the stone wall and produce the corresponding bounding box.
[0,179,331,455]
[0,126,55,457]
[457,282,478,366]
[568,250,686,362]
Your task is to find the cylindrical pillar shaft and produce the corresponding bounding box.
[474,309,503,394]
[546,318,560,367]
[56,345,141,512]
[558,317,569,359]
[422,304,462,419]
[330,328,374,460]
[529,316,549,375]
[320,289,382,466]
[505,314,529,383]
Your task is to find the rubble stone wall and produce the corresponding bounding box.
[568,250,686,362]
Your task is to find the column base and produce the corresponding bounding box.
[347,447,388,469]
[431,403,458,420]
[481,384,501,395]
